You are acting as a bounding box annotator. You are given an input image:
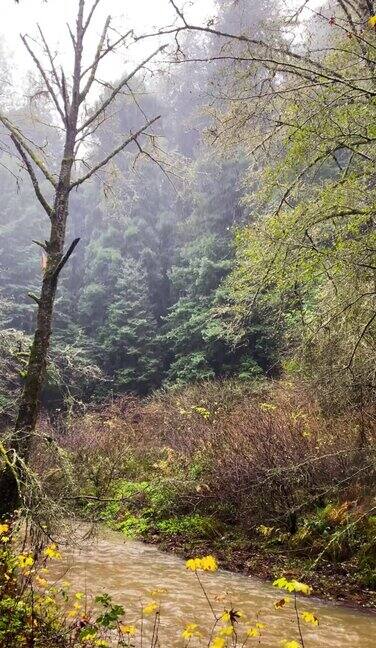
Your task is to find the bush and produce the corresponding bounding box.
[59,378,376,584]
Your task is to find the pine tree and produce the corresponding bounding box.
[101,261,160,394]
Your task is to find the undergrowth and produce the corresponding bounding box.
[41,379,376,605]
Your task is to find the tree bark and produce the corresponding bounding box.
[0,181,72,517]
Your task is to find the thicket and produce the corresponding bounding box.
[57,379,375,601]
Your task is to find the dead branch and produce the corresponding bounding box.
[71,115,161,189]
[21,34,67,125]
[11,134,53,218]
[78,45,166,133]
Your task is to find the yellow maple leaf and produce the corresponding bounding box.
[120,624,137,636]
[301,610,319,626]
[143,601,158,615]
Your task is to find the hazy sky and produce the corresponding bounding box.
[0,0,324,101]
[1,0,215,91]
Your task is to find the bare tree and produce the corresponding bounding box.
[0,0,165,515]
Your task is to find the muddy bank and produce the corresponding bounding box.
[143,532,376,611]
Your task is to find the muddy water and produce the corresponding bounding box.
[53,526,376,647]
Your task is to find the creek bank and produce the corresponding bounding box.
[139,531,376,611]
[67,382,376,614]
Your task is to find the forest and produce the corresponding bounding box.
[0,0,375,646]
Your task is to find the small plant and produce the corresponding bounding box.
[157,514,217,539]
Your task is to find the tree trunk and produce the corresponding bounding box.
[0,0,158,518]
[0,137,76,516]
[15,239,63,437]
[0,215,68,516]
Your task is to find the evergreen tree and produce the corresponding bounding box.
[163,152,248,384]
[101,261,160,394]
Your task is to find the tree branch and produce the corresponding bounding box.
[0,112,57,187]
[21,34,67,126]
[80,29,133,80]
[71,115,161,189]
[83,0,102,34]
[37,25,63,96]
[52,238,80,280]
[80,15,111,101]
[11,134,53,218]
[345,311,376,370]
[78,45,166,133]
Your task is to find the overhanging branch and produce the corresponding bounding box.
[77,45,166,133]
[70,115,161,189]
[0,111,57,187]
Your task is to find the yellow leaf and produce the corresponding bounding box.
[301,611,319,626]
[201,555,218,571]
[43,544,61,560]
[181,623,202,639]
[185,557,202,571]
[143,601,158,615]
[281,641,301,648]
[291,580,312,595]
[0,523,9,535]
[219,625,234,637]
[368,15,376,26]
[120,624,137,636]
[185,555,218,572]
[273,577,312,595]
[211,637,226,648]
[17,554,34,569]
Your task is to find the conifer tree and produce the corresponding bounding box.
[102,261,160,394]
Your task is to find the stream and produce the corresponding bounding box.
[53,525,376,647]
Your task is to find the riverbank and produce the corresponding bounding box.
[61,379,376,614]
[143,531,376,611]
